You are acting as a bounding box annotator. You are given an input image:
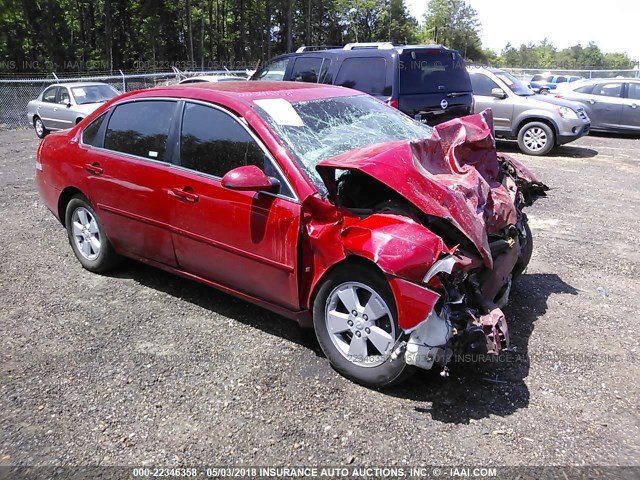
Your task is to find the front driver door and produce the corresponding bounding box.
[469,72,513,132]
[167,101,301,310]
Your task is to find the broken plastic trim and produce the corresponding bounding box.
[422,254,456,284]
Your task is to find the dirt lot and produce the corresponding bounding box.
[1,129,639,468]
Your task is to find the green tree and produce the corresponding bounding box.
[422,0,483,60]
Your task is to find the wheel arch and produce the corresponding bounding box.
[515,116,559,142]
[308,255,387,311]
[57,187,86,227]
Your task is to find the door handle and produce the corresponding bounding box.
[84,162,103,174]
[631,104,638,109]
[588,99,596,105]
[169,187,199,203]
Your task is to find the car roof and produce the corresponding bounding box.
[276,44,455,58]
[47,82,113,88]
[179,75,244,82]
[132,80,362,105]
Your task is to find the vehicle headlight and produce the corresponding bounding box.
[558,106,578,120]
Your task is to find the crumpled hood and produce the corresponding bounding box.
[316,110,543,267]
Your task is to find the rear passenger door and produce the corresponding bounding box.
[37,86,59,130]
[78,100,180,266]
[622,82,640,130]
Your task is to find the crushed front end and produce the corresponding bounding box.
[313,109,548,374]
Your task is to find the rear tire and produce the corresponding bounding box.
[34,116,49,139]
[517,121,555,156]
[313,263,413,388]
[65,195,121,273]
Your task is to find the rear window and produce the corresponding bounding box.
[399,51,471,94]
[334,57,390,96]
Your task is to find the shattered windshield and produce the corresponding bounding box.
[254,95,433,191]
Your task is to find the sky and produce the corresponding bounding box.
[406,0,640,63]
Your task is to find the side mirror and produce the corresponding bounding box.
[491,88,507,99]
[66,102,72,108]
[221,165,280,193]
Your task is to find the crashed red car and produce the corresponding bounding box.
[36,81,548,387]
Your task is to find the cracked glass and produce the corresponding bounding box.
[254,95,433,192]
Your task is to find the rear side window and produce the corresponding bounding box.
[82,113,107,147]
[179,103,265,177]
[469,73,499,96]
[399,51,471,94]
[335,57,390,96]
[291,57,327,83]
[104,101,176,161]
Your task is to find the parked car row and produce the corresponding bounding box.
[467,67,591,155]
[553,78,640,134]
[529,73,583,94]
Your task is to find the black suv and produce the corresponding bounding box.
[250,42,473,125]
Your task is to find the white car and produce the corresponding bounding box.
[177,75,246,84]
[27,82,119,138]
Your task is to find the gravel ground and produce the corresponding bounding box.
[0,129,639,468]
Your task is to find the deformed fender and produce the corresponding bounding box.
[340,213,449,284]
[301,196,446,332]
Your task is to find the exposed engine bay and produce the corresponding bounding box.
[309,110,548,374]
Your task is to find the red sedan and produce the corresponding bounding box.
[36,81,547,387]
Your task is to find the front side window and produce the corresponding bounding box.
[469,73,499,96]
[335,57,390,96]
[591,83,623,98]
[180,103,265,178]
[42,87,58,103]
[104,101,176,161]
[57,87,70,105]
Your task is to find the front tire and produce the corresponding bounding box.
[34,116,49,139]
[65,195,121,272]
[313,263,412,388]
[517,121,555,156]
[513,219,533,278]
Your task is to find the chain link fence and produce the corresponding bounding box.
[0,70,248,131]
[502,68,640,83]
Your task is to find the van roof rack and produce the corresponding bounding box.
[343,42,397,50]
[295,45,343,53]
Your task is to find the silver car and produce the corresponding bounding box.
[468,67,591,155]
[554,78,640,134]
[27,82,119,138]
